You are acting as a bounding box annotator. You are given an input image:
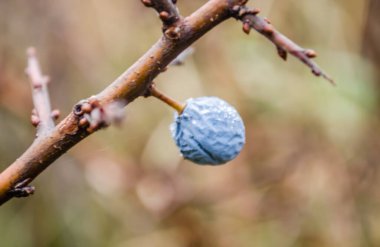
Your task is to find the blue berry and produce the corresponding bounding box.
[170,97,245,165]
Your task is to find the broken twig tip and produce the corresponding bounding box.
[323,74,336,86]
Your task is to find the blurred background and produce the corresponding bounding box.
[0,0,378,246]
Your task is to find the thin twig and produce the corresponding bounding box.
[25,47,56,136]
[234,6,335,84]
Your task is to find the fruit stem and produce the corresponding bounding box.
[148,85,185,114]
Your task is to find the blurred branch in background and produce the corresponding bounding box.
[363,0,380,86]
[25,47,58,136]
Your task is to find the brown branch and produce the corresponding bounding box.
[0,0,333,205]
[141,0,180,26]
[0,0,241,205]
[234,6,335,84]
[25,47,56,137]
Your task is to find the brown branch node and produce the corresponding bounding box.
[141,0,180,27]
[74,97,125,133]
[8,179,35,198]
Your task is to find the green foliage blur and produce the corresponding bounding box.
[0,0,378,246]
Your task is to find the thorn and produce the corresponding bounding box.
[277,46,288,61]
[323,75,336,85]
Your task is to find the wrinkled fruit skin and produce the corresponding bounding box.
[170,97,245,165]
